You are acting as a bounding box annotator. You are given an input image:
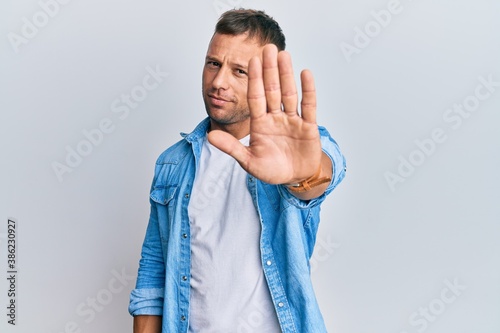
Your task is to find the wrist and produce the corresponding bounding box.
[285,164,331,193]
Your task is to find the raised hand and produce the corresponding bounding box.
[207,44,323,185]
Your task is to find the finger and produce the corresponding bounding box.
[277,51,298,115]
[247,56,267,119]
[300,69,317,124]
[207,130,250,168]
[262,44,282,114]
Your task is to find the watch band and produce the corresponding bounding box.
[285,165,332,193]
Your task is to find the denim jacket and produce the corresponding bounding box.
[129,118,346,332]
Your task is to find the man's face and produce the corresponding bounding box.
[202,33,264,134]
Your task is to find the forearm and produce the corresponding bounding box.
[134,315,162,333]
[129,204,165,331]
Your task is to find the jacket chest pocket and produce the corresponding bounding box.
[150,185,178,206]
[150,185,179,243]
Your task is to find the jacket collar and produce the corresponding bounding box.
[181,117,210,143]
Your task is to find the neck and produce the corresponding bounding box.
[209,118,250,139]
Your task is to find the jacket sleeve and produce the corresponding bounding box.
[277,125,346,208]
[128,182,166,316]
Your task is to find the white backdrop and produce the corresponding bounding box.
[1,0,499,332]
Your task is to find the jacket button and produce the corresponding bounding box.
[182,233,188,239]
[266,260,272,266]
[278,302,284,308]
[182,276,187,281]
[181,315,186,321]
[185,193,189,198]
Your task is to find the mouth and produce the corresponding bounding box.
[208,94,231,106]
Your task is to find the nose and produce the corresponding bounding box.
[211,66,230,91]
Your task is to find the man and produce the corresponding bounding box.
[129,9,346,333]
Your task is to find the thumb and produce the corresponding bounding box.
[207,130,250,167]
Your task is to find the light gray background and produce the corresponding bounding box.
[1,0,499,332]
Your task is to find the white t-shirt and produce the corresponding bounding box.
[187,135,281,333]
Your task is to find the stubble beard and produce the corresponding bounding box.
[203,91,250,126]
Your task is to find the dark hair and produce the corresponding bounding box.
[215,9,286,51]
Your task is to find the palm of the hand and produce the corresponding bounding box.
[243,112,321,184]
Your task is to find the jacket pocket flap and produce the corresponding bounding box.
[150,185,178,205]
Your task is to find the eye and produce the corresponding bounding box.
[207,61,220,68]
[236,69,247,76]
